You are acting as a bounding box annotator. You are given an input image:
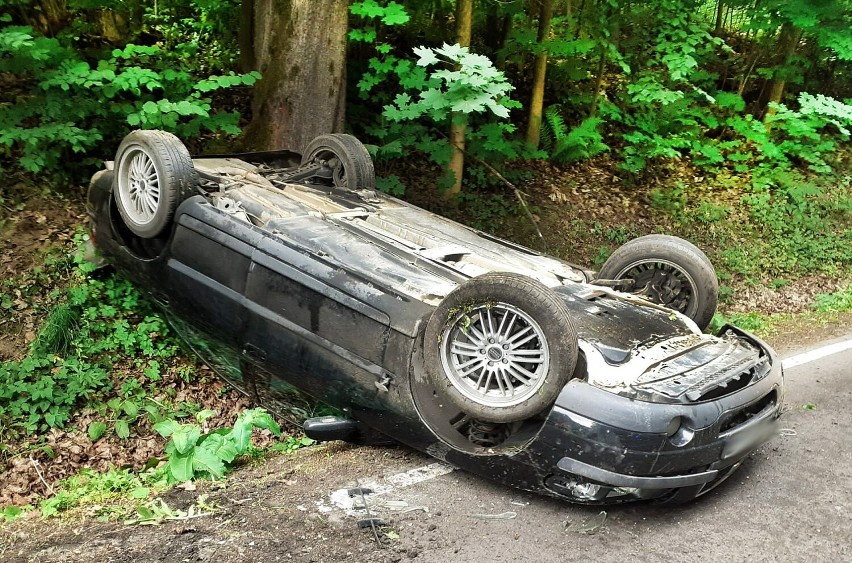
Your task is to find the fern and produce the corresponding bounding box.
[541,107,609,163]
[540,105,568,154]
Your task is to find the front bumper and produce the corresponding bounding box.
[539,335,783,503]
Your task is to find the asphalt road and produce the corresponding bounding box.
[316,334,852,563]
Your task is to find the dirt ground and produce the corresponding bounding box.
[1,444,429,563]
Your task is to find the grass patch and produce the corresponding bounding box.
[39,468,163,520]
[813,284,852,313]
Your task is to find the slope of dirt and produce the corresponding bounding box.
[0,189,84,360]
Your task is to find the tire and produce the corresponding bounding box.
[423,273,578,424]
[113,130,198,238]
[301,133,375,190]
[597,235,719,331]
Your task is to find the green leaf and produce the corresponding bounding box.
[412,46,439,67]
[171,424,201,454]
[88,421,107,441]
[130,487,150,499]
[192,447,227,479]
[153,419,181,438]
[3,506,27,522]
[229,419,252,452]
[168,451,195,482]
[115,419,130,439]
[380,2,409,26]
[198,433,239,463]
[195,409,217,423]
[123,400,139,418]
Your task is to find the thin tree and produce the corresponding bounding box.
[446,0,474,199]
[764,21,800,122]
[525,0,555,148]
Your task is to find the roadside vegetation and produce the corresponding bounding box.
[2,0,851,524]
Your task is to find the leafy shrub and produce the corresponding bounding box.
[349,2,528,190]
[153,408,281,482]
[39,468,152,518]
[540,108,609,163]
[0,243,181,440]
[0,24,259,175]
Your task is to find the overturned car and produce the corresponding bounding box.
[87,130,783,504]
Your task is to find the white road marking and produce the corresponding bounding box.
[782,338,852,370]
[319,462,455,515]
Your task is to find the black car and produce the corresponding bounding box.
[86,130,783,504]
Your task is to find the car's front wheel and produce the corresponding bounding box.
[423,273,578,424]
[113,130,198,238]
[597,235,719,330]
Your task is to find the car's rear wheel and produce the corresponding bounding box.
[423,273,578,424]
[301,133,375,190]
[597,235,719,330]
[113,130,198,238]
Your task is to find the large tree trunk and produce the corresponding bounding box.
[525,0,554,149]
[26,0,67,36]
[242,0,348,152]
[239,1,255,73]
[445,0,474,199]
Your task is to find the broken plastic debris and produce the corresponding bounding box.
[357,517,387,528]
[565,510,607,534]
[469,511,517,520]
[348,487,374,497]
[778,428,797,437]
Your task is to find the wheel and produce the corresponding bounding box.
[113,130,198,238]
[301,134,375,190]
[597,235,719,330]
[423,273,578,424]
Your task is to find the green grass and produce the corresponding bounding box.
[813,284,852,313]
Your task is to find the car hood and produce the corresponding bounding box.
[548,286,773,404]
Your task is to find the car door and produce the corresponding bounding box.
[241,218,395,408]
[165,202,258,348]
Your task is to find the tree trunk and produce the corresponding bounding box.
[445,0,474,199]
[239,1,255,73]
[714,1,725,34]
[764,22,800,122]
[95,9,128,43]
[242,0,348,152]
[525,0,555,149]
[589,46,608,116]
[485,4,513,68]
[27,0,67,36]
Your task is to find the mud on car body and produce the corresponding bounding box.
[87,130,783,504]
